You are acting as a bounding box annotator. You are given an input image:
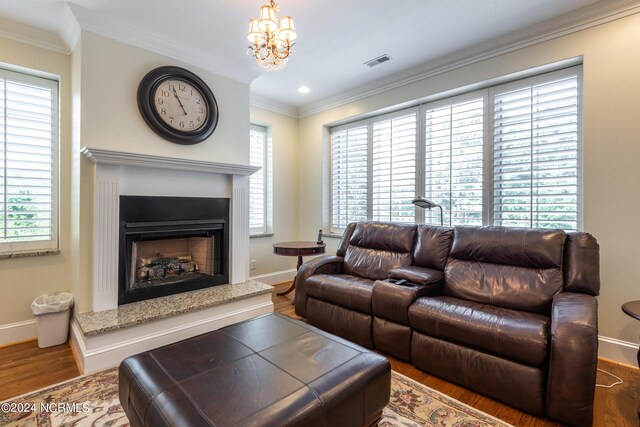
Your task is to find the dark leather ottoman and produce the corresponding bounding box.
[119,313,391,427]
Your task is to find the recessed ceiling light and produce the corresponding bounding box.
[297,86,311,94]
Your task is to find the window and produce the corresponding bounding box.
[372,112,417,223]
[0,68,59,254]
[331,122,368,229]
[330,109,418,230]
[492,71,580,230]
[249,124,272,235]
[328,66,582,232]
[424,96,484,226]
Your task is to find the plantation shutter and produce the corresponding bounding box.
[492,69,580,230]
[330,122,368,231]
[249,124,267,234]
[0,69,58,253]
[424,95,484,226]
[372,110,417,223]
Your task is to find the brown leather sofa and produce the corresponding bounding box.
[294,221,600,427]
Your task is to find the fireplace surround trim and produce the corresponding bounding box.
[83,147,258,312]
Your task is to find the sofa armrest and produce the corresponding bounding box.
[388,266,444,288]
[294,256,344,317]
[547,292,598,427]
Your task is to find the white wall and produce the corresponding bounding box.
[78,31,249,164]
[249,107,299,279]
[297,14,640,352]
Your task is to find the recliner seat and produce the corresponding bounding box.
[303,222,416,348]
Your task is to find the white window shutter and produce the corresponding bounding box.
[0,70,58,253]
[493,71,580,230]
[249,125,267,234]
[372,111,417,223]
[424,96,484,226]
[331,123,368,231]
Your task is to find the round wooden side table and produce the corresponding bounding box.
[273,241,326,296]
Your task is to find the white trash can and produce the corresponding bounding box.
[31,292,74,348]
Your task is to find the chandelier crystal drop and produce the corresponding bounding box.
[247,0,297,72]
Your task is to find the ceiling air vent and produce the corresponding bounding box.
[364,54,392,68]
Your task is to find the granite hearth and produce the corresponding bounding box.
[71,280,273,374]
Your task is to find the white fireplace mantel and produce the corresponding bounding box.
[81,147,260,312]
[81,147,260,176]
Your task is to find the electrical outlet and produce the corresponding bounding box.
[250,259,257,270]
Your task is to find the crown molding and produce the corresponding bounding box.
[58,3,80,52]
[298,0,640,118]
[0,16,68,54]
[250,94,299,118]
[65,3,260,85]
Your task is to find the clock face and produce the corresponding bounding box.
[138,66,218,144]
[154,79,208,132]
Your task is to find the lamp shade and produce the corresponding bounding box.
[247,19,263,43]
[277,16,297,41]
[411,196,439,209]
[257,5,277,32]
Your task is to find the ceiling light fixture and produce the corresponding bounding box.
[297,86,310,94]
[247,0,297,72]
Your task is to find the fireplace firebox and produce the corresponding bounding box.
[118,196,229,305]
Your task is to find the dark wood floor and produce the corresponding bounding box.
[1,282,638,427]
[0,339,80,401]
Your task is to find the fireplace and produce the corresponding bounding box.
[118,196,229,305]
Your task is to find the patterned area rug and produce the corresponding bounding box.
[0,368,512,427]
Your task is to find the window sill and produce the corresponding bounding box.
[250,233,275,239]
[323,233,344,239]
[0,249,61,260]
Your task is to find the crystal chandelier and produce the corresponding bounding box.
[247,0,297,72]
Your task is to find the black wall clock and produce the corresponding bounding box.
[137,66,219,145]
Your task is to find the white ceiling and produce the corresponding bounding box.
[0,0,610,109]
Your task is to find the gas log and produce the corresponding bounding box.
[136,254,199,281]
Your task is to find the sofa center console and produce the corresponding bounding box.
[372,278,441,361]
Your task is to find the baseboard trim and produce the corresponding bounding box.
[0,319,36,347]
[69,321,87,373]
[598,335,638,366]
[250,269,296,285]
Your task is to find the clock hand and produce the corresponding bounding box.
[172,87,188,115]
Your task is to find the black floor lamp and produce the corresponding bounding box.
[412,196,443,226]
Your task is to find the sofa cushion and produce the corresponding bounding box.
[349,222,416,252]
[413,225,454,270]
[445,226,566,314]
[336,222,357,257]
[306,274,374,314]
[563,232,600,296]
[342,222,416,280]
[344,247,413,281]
[444,258,563,314]
[409,296,550,367]
[450,226,566,268]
